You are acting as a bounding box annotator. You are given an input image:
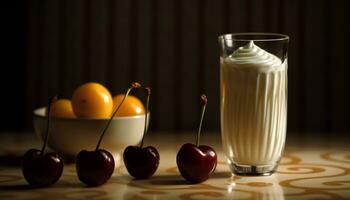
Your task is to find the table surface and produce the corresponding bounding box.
[0,132,350,200]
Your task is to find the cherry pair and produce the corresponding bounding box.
[125,94,217,184]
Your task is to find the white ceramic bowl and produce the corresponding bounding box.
[33,107,147,160]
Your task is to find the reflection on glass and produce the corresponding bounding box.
[226,175,285,200]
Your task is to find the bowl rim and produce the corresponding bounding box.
[33,107,148,121]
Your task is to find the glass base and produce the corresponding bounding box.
[229,162,278,176]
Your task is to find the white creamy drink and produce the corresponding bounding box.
[220,41,287,170]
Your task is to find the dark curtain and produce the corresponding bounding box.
[2,0,350,135]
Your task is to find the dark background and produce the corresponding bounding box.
[1,0,350,135]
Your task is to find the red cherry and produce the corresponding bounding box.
[123,146,159,179]
[123,87,160,179]
[22,149,63,186]
[76,150,114,186]
[177,143,217,183]
[176,95,217,183]
[22,96,64,187]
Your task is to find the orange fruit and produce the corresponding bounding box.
[112,95,145,117]
[72,82,113,118]
[50,99,76,118]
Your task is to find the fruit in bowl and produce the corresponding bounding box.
[113,95,145,117]
[33,82,148,162]
[72,82,113,118]
[50,99,76,118]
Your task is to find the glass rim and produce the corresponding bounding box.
[218,33,289,42]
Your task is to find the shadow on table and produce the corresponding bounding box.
[0,181,83,192]
[149,174,188,185]
[0,155,22,168]
[0,184,35,191]
[123,171,232,187]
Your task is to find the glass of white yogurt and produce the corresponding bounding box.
[218,33,289,176]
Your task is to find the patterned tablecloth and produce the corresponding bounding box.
[0,132,349,200]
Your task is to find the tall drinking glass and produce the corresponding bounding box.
[218,33,289,175]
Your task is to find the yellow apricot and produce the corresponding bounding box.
[72,82,113,118]
[113,95,145,117]
[50,99,76,118]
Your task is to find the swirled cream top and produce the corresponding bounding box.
[226,41,284,72]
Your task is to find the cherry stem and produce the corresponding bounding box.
[96,82,141,151]
[196,94,207,147]
[41,96,57,155]
[140,87,151,148]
